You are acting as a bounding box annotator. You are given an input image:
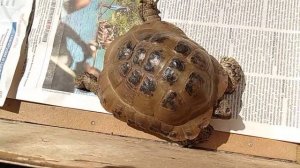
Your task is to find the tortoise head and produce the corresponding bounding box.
[139,0,161,22]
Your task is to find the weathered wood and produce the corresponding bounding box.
[0,99,299,162]
[0,159,41,168]
[0,119,299,168]
[297,145,300,164]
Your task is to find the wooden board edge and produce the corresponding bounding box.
[0,159,43,168]
[0,119,299,168]
[0,99,299,162]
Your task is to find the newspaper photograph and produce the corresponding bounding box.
[16,0,141,112]
[16,0,299,143]
[0,0,34,106]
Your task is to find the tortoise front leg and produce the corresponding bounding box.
[75,72,99,95]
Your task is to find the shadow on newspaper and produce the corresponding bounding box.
[196,68,246,149]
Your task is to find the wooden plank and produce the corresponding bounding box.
[0,99,299,162]
[0,160,41,168]
[0,119,299,168]
[297,145,300,164]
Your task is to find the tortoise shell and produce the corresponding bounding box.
[97,20,228,142]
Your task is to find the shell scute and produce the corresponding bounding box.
[169,58,185,71]
[117,41,135,60]
[143,50,163,72]
[174,41,192,56]
[119,62,131,77]
[162,67,178,85]
[139,76,156,96]
[161,91,179,111]
[128,69,143,87]
[185,72,205,97]
[132,48,147,65]
[150,33,169,43]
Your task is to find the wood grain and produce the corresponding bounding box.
[0,119,299,168]
[0,99,299,162]
[297,145,300,164]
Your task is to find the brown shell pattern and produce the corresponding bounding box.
[104,21,218,127]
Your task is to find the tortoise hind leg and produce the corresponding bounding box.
[178,125,214,148]
[220,57,242,93]
[214,57,242,119]
[75,72,99,95]
[213,98,232,119]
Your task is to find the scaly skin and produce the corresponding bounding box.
[75,72,98,94]
[220,57,242,93]
[139,0,161,22]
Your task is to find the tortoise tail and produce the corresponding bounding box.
[139,0,161,22]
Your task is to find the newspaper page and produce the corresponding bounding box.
[0,0,34,106]
[16,0,299,143]
[157,0,300,143]
[16,0,140,112]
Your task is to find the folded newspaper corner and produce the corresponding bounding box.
[0,0,34,106]
[4,0,300,144]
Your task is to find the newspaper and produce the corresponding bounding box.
[157,0,300,143]
[15,0,299,143]
[15,0,141,112]
[0,0,34,106]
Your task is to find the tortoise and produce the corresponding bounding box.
[75,0,242,146]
